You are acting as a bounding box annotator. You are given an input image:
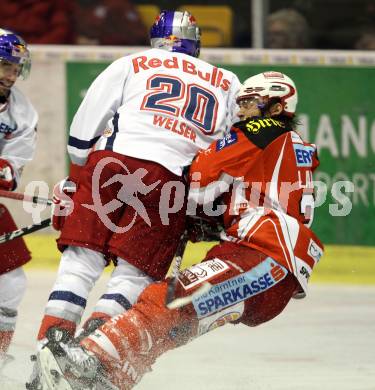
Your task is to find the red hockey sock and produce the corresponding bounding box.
[0,330,13,355]
[37,315,76,341]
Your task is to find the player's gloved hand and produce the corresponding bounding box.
[0,159,15,191]
[186,215,224,243]
[51,178,77,231]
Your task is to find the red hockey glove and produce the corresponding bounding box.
[51,178,77,231]
[186,215,224,243]
[0,159,15,191]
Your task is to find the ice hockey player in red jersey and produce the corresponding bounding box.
[37,71,324,390]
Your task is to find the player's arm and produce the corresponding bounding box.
[0,104,38,190]
[224,73,241,132]
[67,57,130,166]
[188,128,248,205]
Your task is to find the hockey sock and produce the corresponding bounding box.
[37,315,76,344]
[0,330,13,355]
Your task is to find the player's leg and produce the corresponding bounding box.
[0,203,30,364]
[27,246,107,390]
[38,281,188,390]
[200,241,299,328]
[36,246,107,347]
[38,243,298,389]
[36,150,133,346]
[76,157,186,339]
[29,151,142,388]
[76,257,154,341]
[0,267,27,363]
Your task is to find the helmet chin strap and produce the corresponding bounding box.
[0,90,10,103]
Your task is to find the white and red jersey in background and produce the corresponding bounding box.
[189,117,324,297]
[68,48,241,175]
[0,86,37,187]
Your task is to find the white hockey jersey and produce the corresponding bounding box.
[68,48,241,175]
[0,86,38,187]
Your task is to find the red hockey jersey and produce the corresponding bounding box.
[189,117,324,297]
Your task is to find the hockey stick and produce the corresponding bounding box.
[0,189,52,206]
[166,282,212,310]
[0,217,51,244]
[165,231,189,307]
[165,231,213,309]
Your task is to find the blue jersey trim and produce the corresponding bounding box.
[105,112,119,151]
[68,135,100,150]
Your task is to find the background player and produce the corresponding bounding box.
[37,71,324,390]
[0,29,37,367]
[32,8,240,376]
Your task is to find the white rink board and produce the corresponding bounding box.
[1,270,374,390]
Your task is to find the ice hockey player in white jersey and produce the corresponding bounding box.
[0,29,37,368]
[28,10,240,388]
[36,71,324,390]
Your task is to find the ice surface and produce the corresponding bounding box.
[1,270,375,390]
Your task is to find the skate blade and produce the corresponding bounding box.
[38,347,73,390]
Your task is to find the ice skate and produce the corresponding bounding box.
[26,327,73,390]
[38,342,117,390]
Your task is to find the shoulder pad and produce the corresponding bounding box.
[234,118,290,149]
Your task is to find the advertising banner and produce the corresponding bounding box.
[66,61,375,245]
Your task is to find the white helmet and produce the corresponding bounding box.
[237,71,298,117]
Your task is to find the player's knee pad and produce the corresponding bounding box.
[239,271,298,327]
[176,256,292,332]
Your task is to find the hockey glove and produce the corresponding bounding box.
[186,215,224,243]
[51,178,77,231]
[0,159,15,191]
